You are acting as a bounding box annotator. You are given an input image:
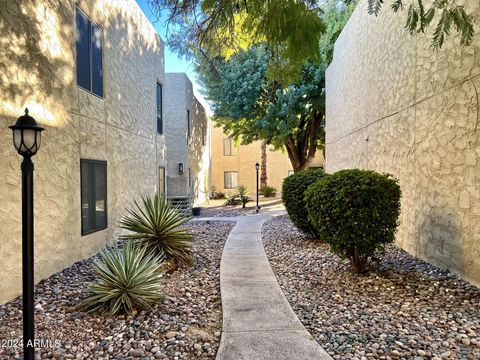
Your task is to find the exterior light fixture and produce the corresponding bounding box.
[9,108,44,360]
[255,162,260,213]
[178,162,184,174]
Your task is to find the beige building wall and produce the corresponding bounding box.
[325,0,480,285]
[0,0,166,303]
[164,73,210,204]
[210,124,323,194]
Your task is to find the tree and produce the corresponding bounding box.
[260,141,267,188]
[149,0,325,81]
[197,4,353,172]
[367,0,474,49]
[150,0,475,76]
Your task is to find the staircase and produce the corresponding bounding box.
[168,196,192,215]
[167,175,196,216]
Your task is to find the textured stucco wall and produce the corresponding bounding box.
[0,0,166,302]
[164,73,210,202]
[326,0,480,285]
[210,124,324,194]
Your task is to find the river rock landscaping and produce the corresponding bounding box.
[0,221,234,360]
[263,215,480,360]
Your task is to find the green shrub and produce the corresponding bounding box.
[83,241,163,315]
[260,185,277,197]
[305,169,401,273]
[237,185,251,208]
[209,185,225,199]
[224,185,251,208]
[119,193,193,267]
[281,169,325,236]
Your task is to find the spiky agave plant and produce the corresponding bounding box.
[83,241,163,315]
[119,193,193,266]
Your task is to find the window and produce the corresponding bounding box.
[187,110,191,140]
[223,138,238,156]
[202,126,206,146]
[224,171,238,189]
[288,170,294,176]
[159,167,165,195]
[81,160,107,235]
[157,83,163,134]
[75,7,103,97]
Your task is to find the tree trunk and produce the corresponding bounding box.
[284,110,322,173]
[260,141,268,188]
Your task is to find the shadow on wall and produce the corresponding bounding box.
[188,99,209,203]
[0,0,165,303]
[416,194,461,275]
[0,1,72,118]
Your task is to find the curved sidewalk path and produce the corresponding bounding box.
[194,212,331,360]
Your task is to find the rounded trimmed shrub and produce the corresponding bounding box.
[304,169,401,273]
[281,169,325,237]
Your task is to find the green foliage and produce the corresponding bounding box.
[281,169,325,237]
[209,185,226,199]
[260,185,277,197]
[237,185,251,208]
[83,241,163,315]
[304,169,401,273]
[368,0,475,48]
[224,185,251,208]
[150,0,325,81]
[119,193,193,266]
[224,192,242,206]
[196,3,355,172]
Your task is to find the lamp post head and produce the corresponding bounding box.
[9,108,44,157]
[255,162,260,171]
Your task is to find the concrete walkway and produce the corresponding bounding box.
[193,213,332,360]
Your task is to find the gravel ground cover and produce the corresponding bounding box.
[0,221,234,360]
[263,215,480,360]
[199,199,283,218]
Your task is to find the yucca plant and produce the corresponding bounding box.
[83,241,164,315]
[119,193,193,266]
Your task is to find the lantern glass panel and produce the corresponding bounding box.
[13,129,22,151]
[22,129,37,153]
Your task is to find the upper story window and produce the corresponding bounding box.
[157,83,163,134]
[223,138,238,156]
[81,159,107,235]
[75,7,103,97]
[187,110,191,140]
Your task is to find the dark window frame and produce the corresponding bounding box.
[75,6,104,98]
[157,82,163,134]
[80,159,108,236]
[224,171,238,189]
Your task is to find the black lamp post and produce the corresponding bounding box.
[255,162,260,213]
[9,108,44,360]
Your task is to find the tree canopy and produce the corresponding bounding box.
[195,3,354,171]
[150,0,476,79]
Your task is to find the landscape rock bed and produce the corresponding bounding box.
[199,199,283,218]
[0,221,234,360]
[263,215,480,359]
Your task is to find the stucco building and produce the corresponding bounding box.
[164,73,210,206]
[210,124,324,194]
[326,0,480,285]
[0,0,208,303]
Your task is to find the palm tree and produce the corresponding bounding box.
[260,141,267,188]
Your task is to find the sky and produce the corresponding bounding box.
[135,0,211,114]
